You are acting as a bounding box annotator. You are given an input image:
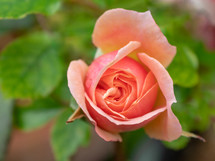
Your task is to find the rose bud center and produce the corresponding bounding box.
[91,53,159,121]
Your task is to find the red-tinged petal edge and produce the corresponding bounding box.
[85,93,166,127]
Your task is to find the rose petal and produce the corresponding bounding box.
[98,72,137,112]
[86,93,166,132]
[95,126,122,142]
[140,72,157,96]
[144,109,182,141]
[67,60,122,141]
[154,89,167,109]
[138,53,182,141]
[95,90,127,119]
[109,57,147,96]
[67,60,94,123]
[138,53,176,106]
[85,41,141,102]
[92,8,176,67]
[120,83,158,118]
[122,71,157,112]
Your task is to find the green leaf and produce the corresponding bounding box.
[192,41,215,67]
[0,32,63,98]
[69,96,79,110]
[122,128,146,158]
[53,76,71,105]
[168,46,199,87]
[91,0,107,9]
[49,5,96,64]
[51,109,90,161]
[183,47,198,69]
[52,75,78,110]
[0,15,35,34]
[163,136,190,150]
[0,0,61,19]
[107,0,153,11]
[0,91,13,161]
[174,85,191,102]
[172,86,212,133]
[14,98,63,131]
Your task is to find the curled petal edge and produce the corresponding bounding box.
[92,8,176,67]
[138,53,182,141]
[67,60,122,141]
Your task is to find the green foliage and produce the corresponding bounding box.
[122,128,146,158]
[169,85,215,149]
[0,91,13,161]
[0,16,35,35]
[52,76,78,110]
[173,88,214,132]
[0,0,61,19]
[49,5,96,64]
[163,137,190,150]
[193,42,215,68]
[93,0,153,11]
[168,46,199,87]
[53,77,72,106]
[51,109,90,161]
[14,98,63,131]
[0,32,63,98]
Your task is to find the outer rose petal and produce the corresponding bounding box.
[95,126,122,142]
[67,60,122,141]
[92,8,176,67]
[67,60,94,123]
[144,110,182,142]
[138,53,182,141]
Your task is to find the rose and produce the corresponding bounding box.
[67,8,182,142]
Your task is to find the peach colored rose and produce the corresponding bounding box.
[67,8,182,142]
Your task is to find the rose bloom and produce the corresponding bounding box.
[67,8,182,142]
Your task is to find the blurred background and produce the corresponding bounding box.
[0,0,215,161]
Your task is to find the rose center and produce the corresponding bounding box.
[95,70,137,113]
[103,86,121,99]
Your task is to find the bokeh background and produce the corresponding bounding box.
[0,0,215,161]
